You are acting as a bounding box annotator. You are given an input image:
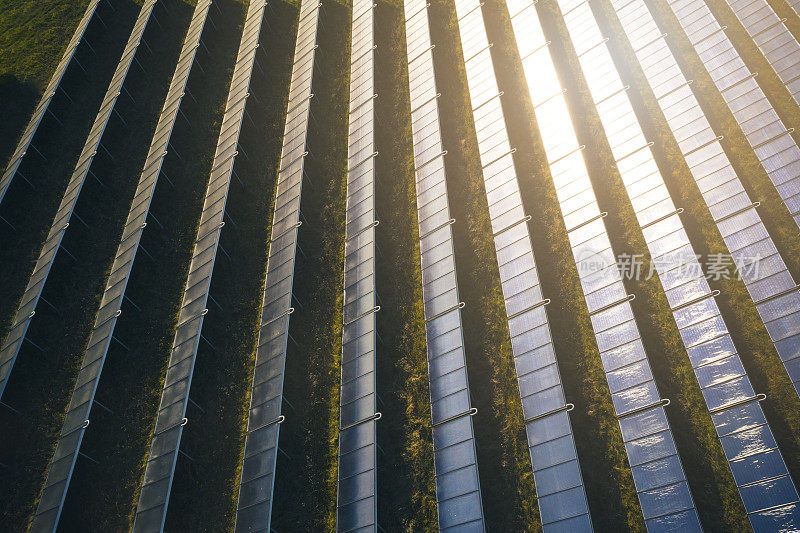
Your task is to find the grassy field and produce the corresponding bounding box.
[0,0,92,164]
[373,0,438,530]
[0,1,198,529]
[3,0,800,529]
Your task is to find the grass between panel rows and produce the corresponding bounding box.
[591,0,800,488]
[0,0,141,361]
[374,0,438,529]
[268,0,350,529]
[47,1,253,529]
[644,0,800,279]
[159,0,301,529]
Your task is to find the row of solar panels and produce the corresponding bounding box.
[131,1,271,530]
[403,0,487,530]
[559,0,800,529]
[668,0,800,232]
[0,0,160,402]
[335,0,380,530]
[29,1,215,531]
[505,0,702,528]
[725,0,800,107]
[234,0,321,531]
[668,0,800,400]
[454,0,593,530]
[614,0,800,404]
[0,0,103,205]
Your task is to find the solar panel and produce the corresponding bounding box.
[131,2,271,530]
[574,0,800,528]
[0,0,103,207]
[403,0,486,529]
[233,1,320,531]
[611,0,800,402]
[454,1,594,531]
[27,3,215,531]
[786,0,800,17]
[724,0,800,107]
[0,0,160,402]
[335,0,379,530]
[667,0,800,238]
[505,1,702,529]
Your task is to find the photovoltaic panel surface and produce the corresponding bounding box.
[0,0,102,206]
[132,2,271,530]
[724,0,800,106]
[29,2,214,531]
[611,0,800,400]
[234,1,321,531]
[505,1,698,529]
[403,0,486,529]
[335,0,380,530]
[558,0,800,528]
[455,0,593,530]
[0,0,159,401]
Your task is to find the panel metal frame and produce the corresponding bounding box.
[403,0,486,529]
